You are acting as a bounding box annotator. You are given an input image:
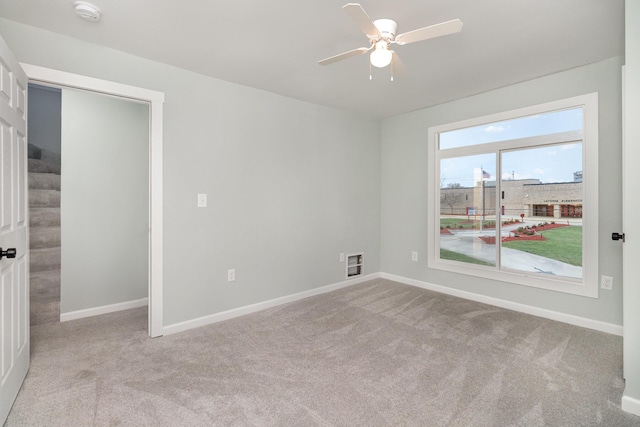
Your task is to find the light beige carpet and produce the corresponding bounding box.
[6,279,640,426]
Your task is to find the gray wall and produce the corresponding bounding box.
[27,83,61,156]
[381,56,623,325]
[0,19,381,326]
[2,17,623,329]
[60,89,149,313]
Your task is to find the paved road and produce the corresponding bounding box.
[440,223,582,279]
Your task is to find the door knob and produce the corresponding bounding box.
[0,247,17,260]
[612,232,625,242]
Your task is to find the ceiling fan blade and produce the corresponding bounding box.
[342,3,381,38]
[395,19,463,45]
[390,51,406,76]
[318,47,370,65]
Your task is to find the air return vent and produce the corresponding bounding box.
[346,253,363,278]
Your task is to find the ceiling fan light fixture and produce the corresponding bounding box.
[370,41,392,68]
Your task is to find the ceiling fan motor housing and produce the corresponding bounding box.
[373,19,398,41]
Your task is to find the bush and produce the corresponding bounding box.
[517,227,524,232]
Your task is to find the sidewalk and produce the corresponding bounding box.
[440,227,582,279]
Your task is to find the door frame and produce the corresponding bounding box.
[22,64,164,337]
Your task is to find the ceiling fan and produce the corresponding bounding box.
[319,3,463,79]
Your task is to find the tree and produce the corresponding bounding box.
[441,189,464,214]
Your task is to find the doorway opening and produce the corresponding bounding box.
[27,83,61,325]
[23,64,164,337]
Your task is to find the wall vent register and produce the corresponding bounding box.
[347,253,363,278]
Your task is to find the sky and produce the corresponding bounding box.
[438,108,583,188]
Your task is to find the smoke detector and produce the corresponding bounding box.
[74,1,101,22]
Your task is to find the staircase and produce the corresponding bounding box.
[28,144,61,325]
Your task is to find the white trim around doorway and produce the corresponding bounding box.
[21,63,164,338]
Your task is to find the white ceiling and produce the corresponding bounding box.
[0,0,624,119]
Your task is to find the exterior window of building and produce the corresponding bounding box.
[427,94,598,297]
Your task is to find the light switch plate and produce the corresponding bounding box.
[197,193,207,208]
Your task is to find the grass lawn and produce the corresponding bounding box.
[503,226,582,266]
[440,249,495,266]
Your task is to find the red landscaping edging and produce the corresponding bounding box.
[480,235,545,244]
[478,222,571,244]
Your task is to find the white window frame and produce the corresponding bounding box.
[427,93,599,297]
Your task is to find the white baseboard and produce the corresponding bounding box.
[163,271,622,337]
[622,394,640,416]
[163,273,381,336]
[380,273,622,336]
[60,297,148,322]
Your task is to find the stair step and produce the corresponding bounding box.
[40,150,61,166]
[30,268,61,282]
[30,269,60,303]
[30,226,61,249]
[28,158,61,175]
[29,189,60,208]
[28,143,42,160]
[29,172,61,191]
[30,267,61,326]
[30,247,61,273]
[30,208,61,227]
[30,301,60,326]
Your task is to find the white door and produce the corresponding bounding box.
[0,36,29,423]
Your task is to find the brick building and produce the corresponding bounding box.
[440,178,582,218]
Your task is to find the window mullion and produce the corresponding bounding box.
[495,151,502,272]
[439,130,583,160]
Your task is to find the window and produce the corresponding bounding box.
[427,94,598,297]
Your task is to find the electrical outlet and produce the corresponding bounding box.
[601,275,613,290]
[227,269,235,282]
[412,251,418,262]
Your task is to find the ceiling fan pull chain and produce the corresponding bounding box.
[369,62,373,80]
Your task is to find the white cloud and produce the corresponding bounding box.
[485,125,506,133]
[533,168,545,175]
